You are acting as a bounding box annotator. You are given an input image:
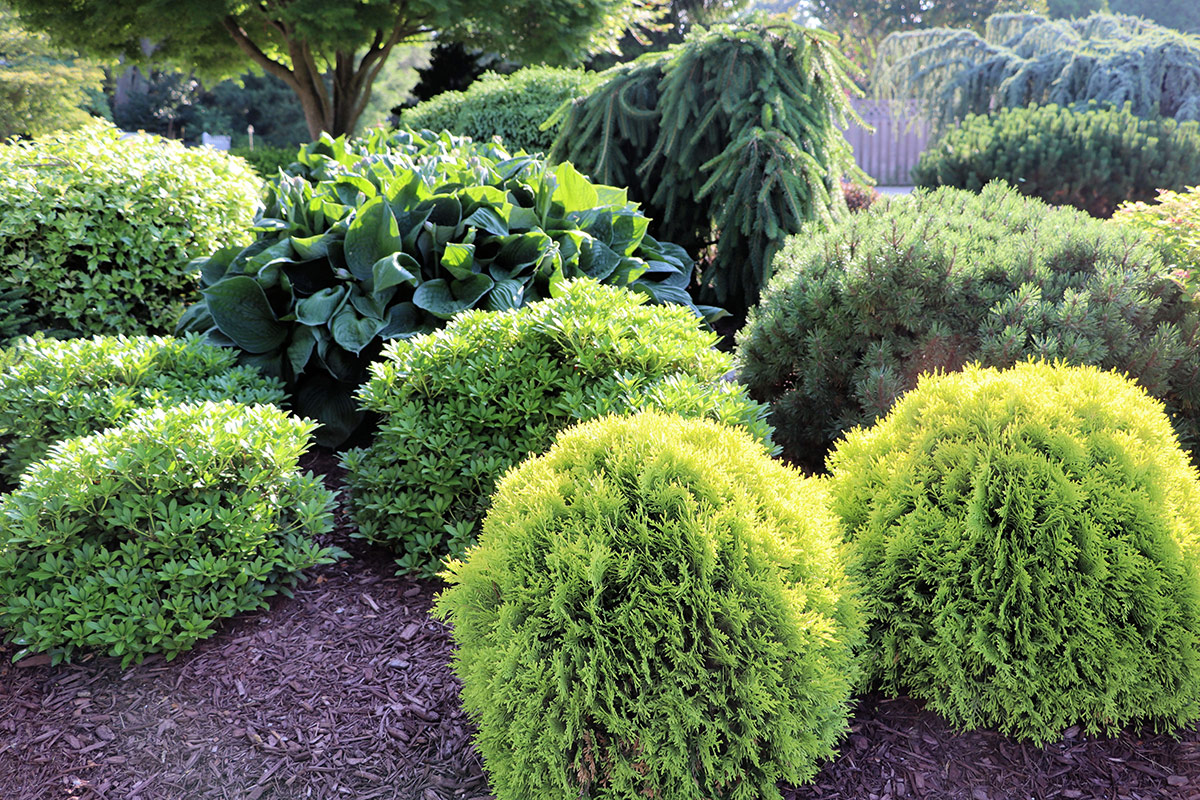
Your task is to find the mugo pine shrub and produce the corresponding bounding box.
[0,120,261,337]
[180,129,708,447]
[737,183,1200,470]
[435,411,862,800]
[342,280,772,577]
[0,334,285,483]
[826,361,1200,742]
[912,103,1200,217]
[0,402,341,667]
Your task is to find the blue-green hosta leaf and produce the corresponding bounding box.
[345,196,403,280]
[291,232,337,260]
[287,325,318,378]
[349,286,388,321]
[316,336,362,383]
[380,302,430,339]
[441,242,477,280]
[463,206,510,236]
[611,257,648,285]
[331,306,386,355]
[577,239,622,282]
[194,247,240,286]
[507,207,540,231]
[496,231,553,274]
[485,279,526,311]
[458,185,509,215]
[555,230,586,270]
[296,286,348,326]
[293,374,361,449]
[396,207,434,249]
[632,280,699,313]
[176,302,214,335]
[416,194,463,227]
[609,212,650,256]
[203,276,288,354]
[552,162,600,214]
[372,252,422,293]
[413,274,495,319]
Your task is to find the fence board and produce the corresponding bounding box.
[843,99,932,186]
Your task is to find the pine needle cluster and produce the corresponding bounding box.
[827,361,1200,743]
[436,411,862,800]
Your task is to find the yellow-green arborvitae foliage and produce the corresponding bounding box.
[436,411,863,800]
[827,361,1200,743]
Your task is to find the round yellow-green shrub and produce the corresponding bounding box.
[827,361,1200,743]
[435,411,863,800]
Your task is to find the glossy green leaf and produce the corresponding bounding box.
[345,196,403,280]
[372,252,422,293]
[296,286,348,326]
[441,242,477,280]
[202,277,287,354]
[286,325,318,377]
[331,306,386,354]
[413,274,495,319]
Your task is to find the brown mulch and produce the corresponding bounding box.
[1,450,1199,799]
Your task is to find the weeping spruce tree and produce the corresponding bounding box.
[549,18,865,316]
[873,12,1200,127]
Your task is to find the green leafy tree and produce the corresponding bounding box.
[1109,0,1200,34]
[8,0,665,140]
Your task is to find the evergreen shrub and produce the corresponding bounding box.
[0,401,341,667]
[827,361,1200,742]
[1112,186,1200,301]
[0,334,285,483]
[435,410,862,800]
[913,103,1200,217]
[399,67,596,154]
[736,183,1200,470]
[180,128,709,447]
[342,280,773,576]
[0,120,261,337]
[229,144,298,178]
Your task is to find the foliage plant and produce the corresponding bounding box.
[0,401,341,668]
[549,17,865,316]
[874,13,1200,128]
[399,67,597,154]
[0,334,285,483]
[180,128,709,447]
[736,183,1200,470]
[913,103,1200,217]
[228,144,299,178]
[0,120,260,338]
[1112,186,1200,302]
[827,361,1200,743]
[342,280,773,576]
[435,410,862,800]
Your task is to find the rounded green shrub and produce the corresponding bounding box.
[399,67,597,154]
[737,183,1200,470]
[826,361,1200,743]
[435,410,862,800]
[342,280,773,576]
[229,144,299,178]
[0,334,286,483]
[913,103,1200,218]
[0,120,261,337]
[0,401,341,668]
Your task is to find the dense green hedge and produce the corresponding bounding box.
[436,410,862,800]
[229,144,298,178]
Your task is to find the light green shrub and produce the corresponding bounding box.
[0,334,285,483]
[0,120,261,337]
[827,361,1200,743]
[342,280,773,576]
[0,401,341,667]
[1112,185,1200,302]
[435,410,862,800]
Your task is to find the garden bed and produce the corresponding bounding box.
[0,452,1197,800]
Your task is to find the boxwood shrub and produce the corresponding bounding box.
[737,183,1200,470]
[827,361,1200,743]
[435,410,862,800]
[0,401,341,668]
[341,280,773,576]
[0,334,285,483]
[0,120,261,337]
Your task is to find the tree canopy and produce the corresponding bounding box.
[8,0,664,139]
[1048,0,1200,34]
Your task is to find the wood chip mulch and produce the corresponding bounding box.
[1,450,1198,799]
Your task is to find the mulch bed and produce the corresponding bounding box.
[2,450,1198,800]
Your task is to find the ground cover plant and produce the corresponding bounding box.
[342,280,772,577]
[435,410,862,800]
[827,361,1200,743]
[0,120,260,338]
[549,17,865,316]
[737,183,1200,470]
[180,128,708,447]
[0,401,340,668]
[1113,185,1200,301]
[0,334,285,483]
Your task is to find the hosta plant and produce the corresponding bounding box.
[436,411,862,800]
[0,401,341,668]
[0,334,285,483]
[180,128,710,447]
[342,280,772,576]
[828,361,1200,743]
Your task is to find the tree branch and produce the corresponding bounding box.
[220,16,298,92]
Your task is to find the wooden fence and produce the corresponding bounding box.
[842,99,932,186]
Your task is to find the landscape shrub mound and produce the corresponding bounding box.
[180,128,709,447]
[0,120,260,338]
[435,410,862,800]
[0,334,286,483]
[399,67,596,154]
[343,280,772,576]
[0,401,341,668]
[826,361,1200,742]
[1112,185,1200,302]
[912,103,1200,217]
[737,183,1200,470]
